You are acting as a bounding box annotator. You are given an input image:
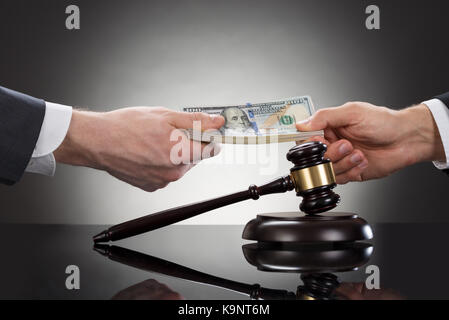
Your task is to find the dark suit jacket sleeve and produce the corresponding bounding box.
[433,92,449,175]
[435,92,449,107]
[0,86,45,185]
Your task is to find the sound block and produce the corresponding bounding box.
[242,242,373,273]
[242,212,373,243]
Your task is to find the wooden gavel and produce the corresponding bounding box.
[94,141,340,243]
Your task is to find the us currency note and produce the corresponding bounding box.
[181,96,323,144]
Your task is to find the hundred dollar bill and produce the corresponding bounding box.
[181,96,323,144]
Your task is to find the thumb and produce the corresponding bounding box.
[171,111,225,130]
[296,106,352,131]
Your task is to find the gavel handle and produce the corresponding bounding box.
[93,175,294,243]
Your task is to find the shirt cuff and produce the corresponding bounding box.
[26,154,57,176]
[422,98,449,170]
[25,102,73,176]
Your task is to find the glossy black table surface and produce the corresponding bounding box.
[0,223,447,299]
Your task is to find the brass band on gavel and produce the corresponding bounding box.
[290,162,337,193]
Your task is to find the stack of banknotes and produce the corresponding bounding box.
[182,96,323,144]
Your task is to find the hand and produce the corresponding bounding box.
[112,279,184,300]
[54,107,225,191]
[296,102,445,184]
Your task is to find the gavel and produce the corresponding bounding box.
[94,141,343,243]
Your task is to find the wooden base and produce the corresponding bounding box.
[242,212,373,243]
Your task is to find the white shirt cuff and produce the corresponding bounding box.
[25,102,73,176]
[26,154,57,176]
[423,98,449,170]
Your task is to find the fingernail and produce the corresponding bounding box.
[210,114,220,120]
[339,143,350,155]
[350,153,362,164]
[358,160,368,169]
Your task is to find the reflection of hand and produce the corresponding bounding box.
[54,107,224,192]
[296,102,445,184]
[111,279,184,300]
[335,282,404,300]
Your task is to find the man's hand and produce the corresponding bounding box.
[54,107,225,192]
[296,102,445,184]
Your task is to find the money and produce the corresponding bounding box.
[182,96,323,144]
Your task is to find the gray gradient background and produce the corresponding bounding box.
[1,0,449,224]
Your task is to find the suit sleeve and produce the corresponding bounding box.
[0,86,45,185]
[436,92,449,107]
[430,92,449,174]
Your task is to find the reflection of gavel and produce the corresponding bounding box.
[94,141,340,243]
[94,241,373,300]
[94,244,296,300]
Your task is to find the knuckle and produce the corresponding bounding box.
[314,109,327,118]
[342,101,362,111]
[378,105,392,114]
[325,151,337,162]
[168,108,184,119]
[344,101,358,107]
[191,112,204,122]
[154,106,172,117]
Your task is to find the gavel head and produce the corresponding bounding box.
[286,141,340,214]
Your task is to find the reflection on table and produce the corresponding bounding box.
[95,241,401,300]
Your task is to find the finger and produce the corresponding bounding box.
[336,158,369,184]
[333,149,366,175]
[324,127,340,143]
[301,127,339,144]
[186,141,222,163]
[324,139,354,163]
[199,142,221,159]
[169,128,222,164]
[296,135,329,146]
[296,104,356,132]
[170,111,225,130]
[298,137,354,166]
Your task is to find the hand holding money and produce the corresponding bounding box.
[182,96,323,144]
[296,101,445,184]
[55,107,224,192]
